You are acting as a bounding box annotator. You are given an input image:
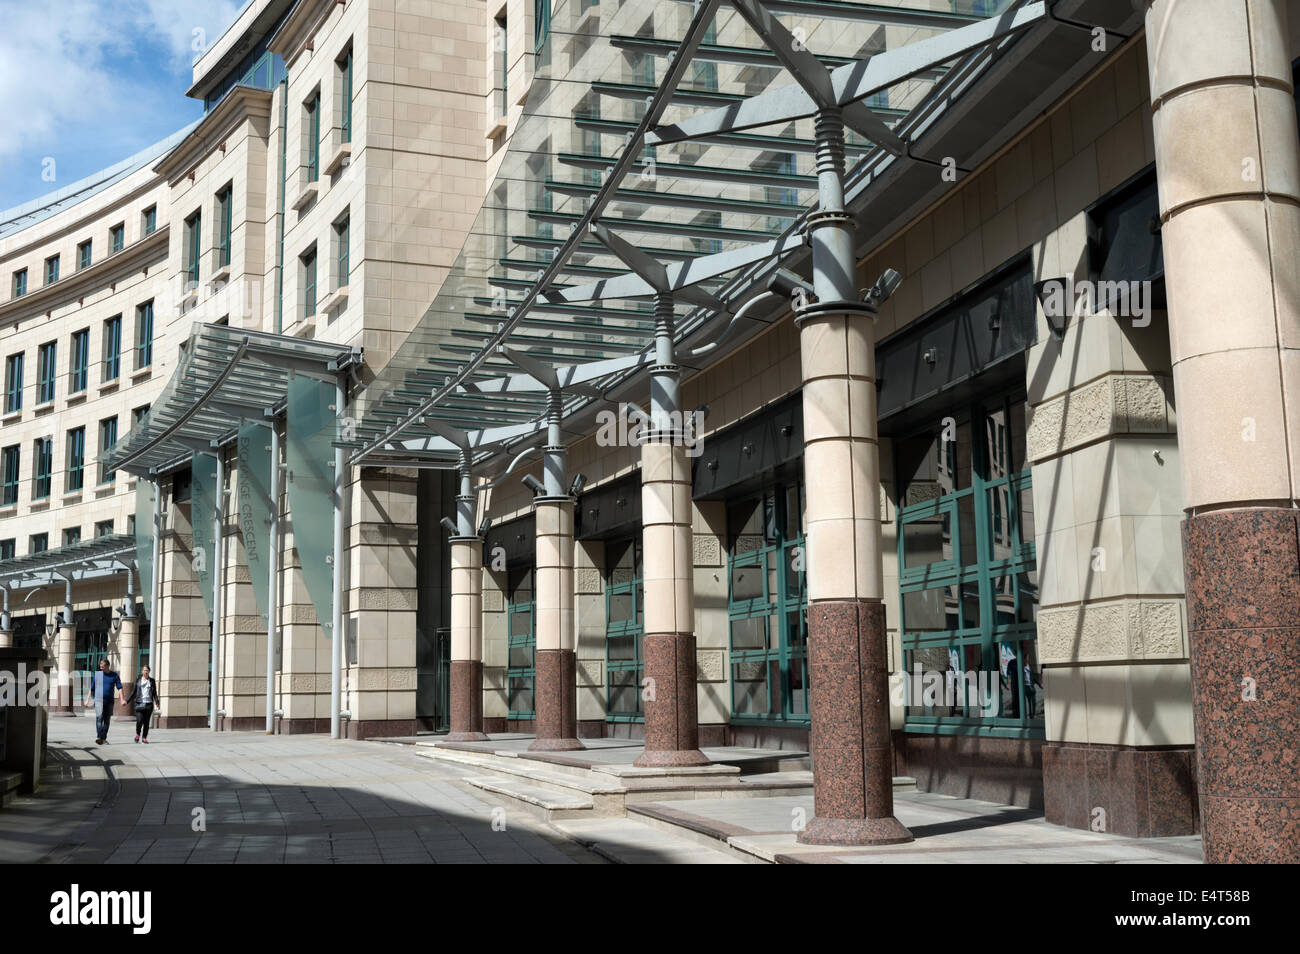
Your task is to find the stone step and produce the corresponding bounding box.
[551,817,753,864]
[415,747,626,797]
[0,771,21,810]
[463,776,600,821]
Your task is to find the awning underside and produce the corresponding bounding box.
[0,534,136,592]
[106,323,361,478]
[350,0,1143,472]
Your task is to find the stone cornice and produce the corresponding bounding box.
[153,87,276,185]
[0,225,170,330]
[268,0,335,67]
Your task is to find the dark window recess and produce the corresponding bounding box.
[875,257,1035,426]
[575,473,642,540]
[172,467,193,503]
[1085,164,1165,305]
[693,392,803,501]
[482,514,536,568]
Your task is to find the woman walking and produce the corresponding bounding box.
[126,665,160,743]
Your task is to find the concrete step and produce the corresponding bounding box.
[0,771,21,809]
[551,817,752,864]
[463,776,600,821]
[415,747,626,797]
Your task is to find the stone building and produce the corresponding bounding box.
[1,0,1297,863]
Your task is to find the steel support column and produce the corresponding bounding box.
[447,453,489,741]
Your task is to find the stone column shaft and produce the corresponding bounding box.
[54,624,76,713]
[446,537,488,741]
[530,497,580,750]
[1146,0,1300,863]
[119,616,140,695]
[635,438,708,766]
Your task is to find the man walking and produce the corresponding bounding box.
[86,658,122,745]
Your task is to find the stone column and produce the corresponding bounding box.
[54,622,76,714]
[118,616,140,692]
[447,536,488,741]
[1146,0,1300,863]
[530,497,580,750]
[796,108,911,846]
[0,630,12,649]
[636,291,707,767]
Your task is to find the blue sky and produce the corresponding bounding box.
[0,0,246,212]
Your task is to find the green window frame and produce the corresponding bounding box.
[142,206,157,235]
[506,566,536,720]
[334,215,350,290]
[12,269,26,298]
[184,211,201,286]
[33,436,52,500]
[4,353,23,413]
[110,224,125,254]
[535,0,551,68]
[135,301,153,370]
[63,527,80,547]
[216,186,232,269]
[305,92,321,182]
[1,445,19,506]
[726,481,809,724]
[44,255,59,285]
[77,239,92,271]
[0,539,13,561]
[339,47,353,144]
[895,392,1041,738]
[70,329,89,393]
[36,341,56,404]
[66,426,85,493]
[103,316,122,380]
[30,533,48,554]
[95,519,114,537]
[98,416,117,486]
[495,16,508,117]
[692,19,718,91]
[302,246,317,318]
[604,539,644,722]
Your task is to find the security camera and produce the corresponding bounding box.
[863,268,902,308]
[439,517,458,534]
[766,268,814,300]
[477,516,492,537]
[521,474,546,496]
[569,473,587,497]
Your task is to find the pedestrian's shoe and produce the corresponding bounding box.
[142,738,149,744]
[134,735,140,743]
[95,738,103,745]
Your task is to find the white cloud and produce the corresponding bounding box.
[0,0,243,164]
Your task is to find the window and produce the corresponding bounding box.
[66,427,85,493]
[98,417,117,485]
[95,520,114,538]
[184,211,201,286]
[44,255,59,285]
[506,566,536,719]
[216,186,232,269]
[338,46,353,143]
[692,19,718,91]
[135,301,153,369]
[63,527,81,547]
[0,540,13,561]
[142,206,157,235]
[604,540,644,722]
[69,329,89,393]
[305,92,321,182]
[12,269,27,298]
[895,394,1041,736]
[334,214,350,290]
[36,341,56,404]
[727,482,808,723]
[495,16,508,117]
[535,0,551,68]
[301,246,317,318]
[1,445,19,506]
[3,353,22,413]
[132,404,151,427]
[110,223,125,254]
[33,436,51,500]
[103,316,122,381]
[29,533,48,554]
[77,239,92,271]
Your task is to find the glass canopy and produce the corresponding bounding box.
[0,533,137,591]
[350,0,1037,466]
[105,323,362,478]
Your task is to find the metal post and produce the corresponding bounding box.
[266,423,280,734]
[124,566,136,618]
[330,383,345,740]
[210,452,224,732]
[149,479,163,684]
